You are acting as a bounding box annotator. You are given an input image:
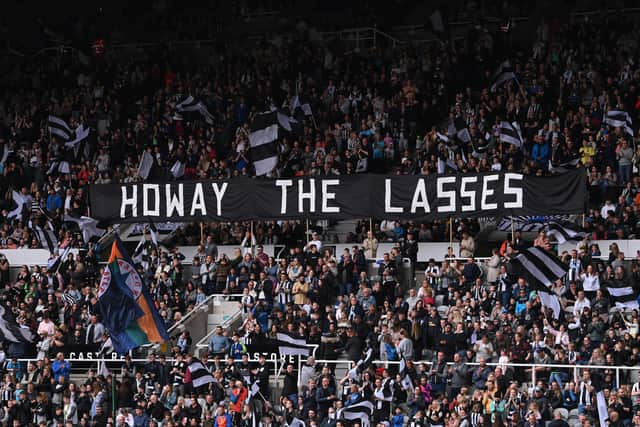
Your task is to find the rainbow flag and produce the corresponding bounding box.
[97,237,169,354]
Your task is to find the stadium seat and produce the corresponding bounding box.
[435,295,445,306]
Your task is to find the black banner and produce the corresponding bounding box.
[89,170,587,223]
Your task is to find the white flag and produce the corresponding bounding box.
[137,151,154,180]
[170,160,185,178]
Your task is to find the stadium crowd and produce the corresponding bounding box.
[0,2,640,427]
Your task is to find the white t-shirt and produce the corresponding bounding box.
[581,273,600,292]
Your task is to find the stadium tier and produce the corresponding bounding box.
[0,2,640,427]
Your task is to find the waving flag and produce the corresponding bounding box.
[0,305,34,344]
[491,60,517,92]
[98,237,169,354]
[498,121,523,147]
[509,247,568,318]
[545,221,588,244]
[605,110,633,136]
[249,111,280,176]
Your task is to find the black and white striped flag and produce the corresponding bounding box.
[291,95,312,117]
[437,156,458,174]
[33,223,58,253]
[64,124,90,149]
[131,234,148,266]
[452,116,471,143]
[605,282,639,310]
[0,305,34,344]
[548,157,580,174]
[7,190,28,221]
[188,358,215,388]
[545,221,588,244]
[605,110,634,136]
[510,247,568,291]
[510,247,568,318]
[176,96,215,125]
[61,291,79,306]
[497,215,570,232]
[491,60,517,92]
[347,347,374,380]
[399,357,413,391]
[47,115,73,140]
[498,121,523,147]
[63,214,105,244]
[147,221,159,247]
[337,400,374,427]
[47,245,71,271]
[249,112,280,176]
[276,331,310,357]
[249,378,261,398]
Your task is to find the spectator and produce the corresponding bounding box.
[51,353,70,382]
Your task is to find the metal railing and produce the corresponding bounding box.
[309,359,640,392]
[166,293,244,347]
[318,26,404,50]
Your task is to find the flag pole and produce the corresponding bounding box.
[511,217,515,244]
[250,220,255,255]
[369,217,373,234]
[582,213,585,229]
[306,218,310,248]
[449,217,453,250]
[200,222,204,245]
[112,370,117,423]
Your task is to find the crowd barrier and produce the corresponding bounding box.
[12,356,634,407]
[4,239,639,268]
[305,359,640,395]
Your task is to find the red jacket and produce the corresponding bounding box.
[230,386,247,413]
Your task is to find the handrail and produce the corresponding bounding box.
[168,293,244,334]
[318,26,404,48]
[8,7,640,60]
[166,293,216,334]
[195,309,243,349]
[309,358,637,393]
[311,359,638,371]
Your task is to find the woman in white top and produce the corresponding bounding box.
[623,310,639,338]
[580,264,600,300]
[543,318,570,349]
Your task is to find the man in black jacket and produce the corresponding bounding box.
[315,376,336,421]
[342,328,364,362]
[282,363,298,403]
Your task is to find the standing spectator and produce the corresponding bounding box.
[617,139,634,185]
[52,353,71,382]
[460,232,476,258]
[362,231,378,259]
